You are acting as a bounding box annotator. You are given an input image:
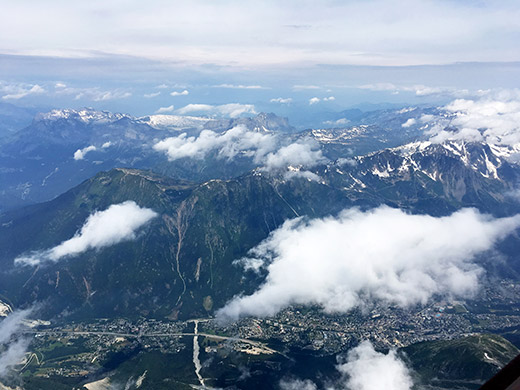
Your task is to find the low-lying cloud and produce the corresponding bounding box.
[154,125,325,176]
[324,118,350,126]
[339,341,413,390]
[73,145,96,160]
[144,91,161,98]
[262,142,326,180]
[155,105,175,114]
[154,125,276,162]
[1,83,45,100]
[358,83,469,98]
[280,341,413,390]
[270,97,293,104]
[217,207,520,321]
[55,85,132,102]
[0,308,34,379]
[280,379,318,390]
[15,201,157,266]
[176,103,257,118]
[309,96,335,105]
[170,89,189,96]
[428,93,520,146]
[401,118,416,128]
[214,84,266,90]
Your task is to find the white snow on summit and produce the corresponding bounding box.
[37,108,129,124]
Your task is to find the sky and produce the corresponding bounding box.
[2,4,520,386]
[2,0,520,66]
[1,0,520,122]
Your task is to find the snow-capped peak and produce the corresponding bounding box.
[138,114,215,131]
[36,108,129,124]
[349,139,513,183]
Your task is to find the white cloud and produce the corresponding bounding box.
[1,84,45,100]
[324,118,350,126]
[101,141,112,148]
[420,114,434,123]
[270,97,293,104]
[358,83,469,97]
[170,89,189,96]
[54,82,67,89]
[144,91,161,98]
[262,141,326,172]
[428,94,520,146]
[214,84,267,89]
[339,341,413,390]
[177,103,257,118]
[284,169,321,182]
[358,83,399,92]
[337,157,356,167]
[73,145,96,160]
[401,118,416,128]
[0,309,32,345]
[0,308,34,379]
[280,379,318,390]
[153,126,325,176]
[89,90,132,101]
[397,107,417,114]
[217,207,520,321]
[307,95,335,104]
[1,2,520,67]
[14,201,157,266]
[0,338,31,378]
[56,86,132,101]
[176,103,213,114]
[279,340,413,390]
[153,125,276,162]
[155,105,175,114]
[293,85,322,91]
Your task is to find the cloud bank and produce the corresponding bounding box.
[428,93,520,146]
[401,118,416,128]
[153,125,325,176]
[1,83,45,100]
[170,89,189,96]
[280,379,318,390]
[280,341,413,390]
[4,1,519,67]
[217,207,520,321]
[55,85,132,102]
[270,97,293,104]
[15,201,157,266]
[73,145,96,160]
[155,105,175,114]
[144,91,161,98]
[214,84,266,90]
[262,142,326,180]
[339,341,413,390]
[154,125,276,162]
[324,118,350,127]
[176,103,256,118]
[309,96,335,105]
[359,83,469,97]
[0,308,34,379]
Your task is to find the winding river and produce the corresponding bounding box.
[192,320,205,388]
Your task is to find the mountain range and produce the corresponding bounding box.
[1,106,520,389]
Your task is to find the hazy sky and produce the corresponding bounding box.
[1,1,520,119]
[2,0,520,66]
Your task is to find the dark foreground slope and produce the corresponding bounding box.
[0,168,351,319]
[1,140,520,320]
[404,334,519,389]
